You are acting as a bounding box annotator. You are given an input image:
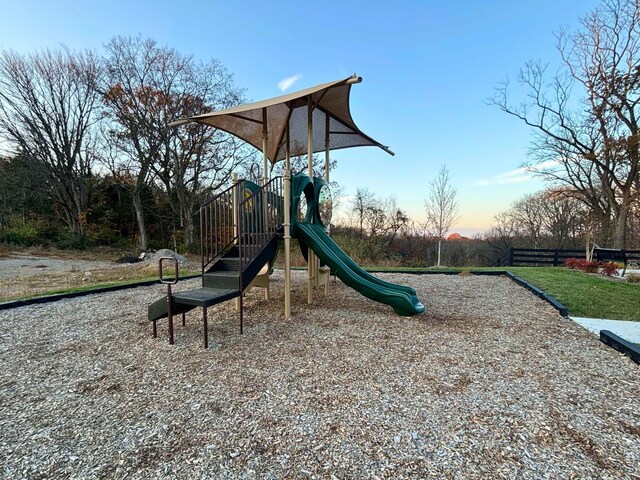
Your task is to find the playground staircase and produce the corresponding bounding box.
[147,177,284,347]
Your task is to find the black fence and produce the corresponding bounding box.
[508,247,640,266]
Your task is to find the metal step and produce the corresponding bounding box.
[203,271,241,290]
[217,256,240,271]
[148,296,196,322]
[172,288,240,308]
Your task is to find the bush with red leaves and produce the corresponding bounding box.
[565,258,623,276]
[564,258,584,269]
[582,260,600,273]
[599,262,619,276]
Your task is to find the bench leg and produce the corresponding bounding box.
[239,294,244,334]
[182,311,186,326]
[203,307,208,349]
[152,320,157,338]
[167,301,174,346]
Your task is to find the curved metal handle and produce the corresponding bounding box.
[159,257,179,284]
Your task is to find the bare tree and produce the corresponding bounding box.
[484,212,519,266]
[99,37,179,250]
[152,60,247,248]
[350,188,377,237]
[99,36,246,250]
[490,0,640,248]
[0,154,51,231]
[384,196,409,246]
[424,165,459,266]
[510,193,545,248]
[540,189,587,249]
[0,48,101,239]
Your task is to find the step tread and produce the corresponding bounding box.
[204,270,240,277]
[172,288,240,307]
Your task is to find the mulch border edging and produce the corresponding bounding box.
[0,269,566,317]
[361,269,568,316]
[600,330,640,365]
[0,274,200,311]
[504,271,569,317]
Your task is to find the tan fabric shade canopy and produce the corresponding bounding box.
[168,75,393,164]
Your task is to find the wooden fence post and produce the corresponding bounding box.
[508,247,514,266]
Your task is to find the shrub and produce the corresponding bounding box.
[599,261,619,277]
[564,258,584,269]
[564,257,620,275]
[626,273,640,284]
[0,223,40,246]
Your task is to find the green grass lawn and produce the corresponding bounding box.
[506,267,640,321]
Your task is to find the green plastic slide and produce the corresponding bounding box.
[296,223,425,316]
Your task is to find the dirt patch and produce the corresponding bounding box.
[0,247,199,301]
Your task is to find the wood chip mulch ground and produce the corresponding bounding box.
[1,271,639,479]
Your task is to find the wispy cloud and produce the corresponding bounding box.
[278,74,302,92]
[475,167,530,186]
[475,160,561,186]
[476,167,530,186]
[529,159,561,172]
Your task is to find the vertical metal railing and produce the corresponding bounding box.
[200,177,284,276]
[238,176,284,273]
[199,180,245,273]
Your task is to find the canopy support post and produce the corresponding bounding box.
[307,95,314,304]
[325,113,330,182]
[284,127,292,319]
[262,107,269,242]
[262,108,268,186]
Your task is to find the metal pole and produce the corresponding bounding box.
[203,307,208,349]
[284,126,292,319]
[232,173,239,243]
[262,108,268,187]
[239,292,244,334]
[307,97,313,178]
[307,95,314,304]
[167,283,174,345]
[200,207,204,276]
[317,112,330,287]
[325,113,330,182]
[262,108,269,237]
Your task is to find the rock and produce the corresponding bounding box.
[147,249,188,265]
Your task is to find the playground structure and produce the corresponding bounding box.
[148,75,424,347]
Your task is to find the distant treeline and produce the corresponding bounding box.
[3,0,640,266]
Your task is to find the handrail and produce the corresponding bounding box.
[200,182,238,209]
[238,176,284,275]
[199,176,284,281]
[200,179,245,273]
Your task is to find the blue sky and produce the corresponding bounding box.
[0,0,600,235]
